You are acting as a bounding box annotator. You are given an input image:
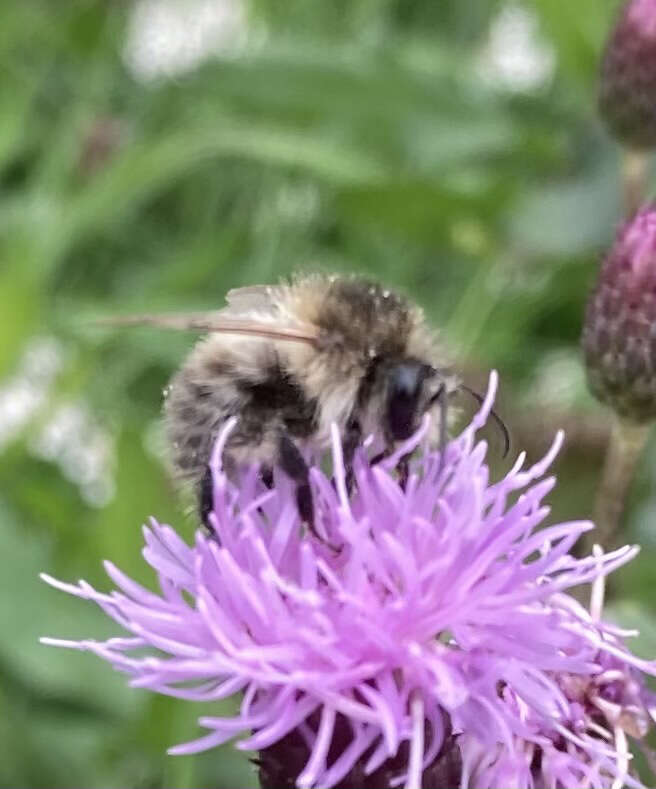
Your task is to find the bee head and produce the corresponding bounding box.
[384,360,445,442]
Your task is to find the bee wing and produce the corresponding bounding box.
[223,285,282,318]
[96,311,319,345]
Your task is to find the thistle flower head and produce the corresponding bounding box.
[582,205,656,421]
[462,563,656,788]
[42,374,656,788]
[599,0,656,149]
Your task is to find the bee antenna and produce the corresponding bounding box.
[458,384,510,458]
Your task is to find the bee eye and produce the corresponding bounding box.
[386,361,432,441]
[392,364,424,398]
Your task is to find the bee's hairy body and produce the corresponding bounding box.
[165,274,456,513]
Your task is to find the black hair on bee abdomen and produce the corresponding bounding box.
[239,360,318,440]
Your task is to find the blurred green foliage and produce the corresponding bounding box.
[2,0,656,786]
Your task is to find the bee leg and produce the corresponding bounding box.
[260,465,274,489]
[371,447,410,491]
[199,465,215,533]
[253,466,275,521]
[342,418,361,495]
[398,454,410,491]
[199,453,236,536]
[278,433,317,538]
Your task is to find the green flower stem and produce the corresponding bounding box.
[591,416,650,551]
[622,149,650,217]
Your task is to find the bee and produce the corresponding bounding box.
[105,273,507,534]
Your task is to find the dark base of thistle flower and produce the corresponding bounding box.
[255,713,462,789]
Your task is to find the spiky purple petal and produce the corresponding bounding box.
[42,373,656,788]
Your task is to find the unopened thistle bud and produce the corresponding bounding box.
[599,0,656,149]
[582,206,656,421]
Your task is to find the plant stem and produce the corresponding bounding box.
[590,417,650,551]
[622,149,650,217]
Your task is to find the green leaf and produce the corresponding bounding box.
[508,150,620,256]
[0,499,139,715]
[53,123,386,263]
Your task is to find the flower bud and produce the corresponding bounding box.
[582,206,656,421]
[599,0,656,149]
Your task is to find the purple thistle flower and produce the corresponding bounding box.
[41,373,656,788]
[460,559,656,788]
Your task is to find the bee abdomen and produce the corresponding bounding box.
[164,348,319,490]
[245,361,318,439]
[164,365,238,485]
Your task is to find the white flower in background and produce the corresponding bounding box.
[527,349,587,411]
[478,4,555,93]
[123,0,248,81]
[30,401,115,508]
[0,337,64,450]
[0,336,115,508]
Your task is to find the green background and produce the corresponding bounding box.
[2,1,656,786]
